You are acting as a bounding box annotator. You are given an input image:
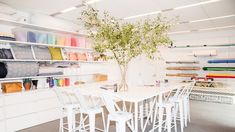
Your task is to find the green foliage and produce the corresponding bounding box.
[81,7,173,66]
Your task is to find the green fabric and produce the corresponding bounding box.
[203,67,235,71]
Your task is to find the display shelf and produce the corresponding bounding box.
[169,43,235,49]
[0,39,92,51]
[0,73,96,81]
[166,61,199,64]
[0,59,105,63]
[0,18,87,37]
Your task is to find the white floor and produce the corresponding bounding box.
[18,101,235,132]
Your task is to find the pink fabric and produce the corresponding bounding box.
[71,37,78,47]
[68,52,77,60]
[64,36,71,46]
[77,53,87,61]
[78,37,86,48]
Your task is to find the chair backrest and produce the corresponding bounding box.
[73,89,88,111]
[184,80,196,97]
[101,93,117,114]
[53,88,74,106]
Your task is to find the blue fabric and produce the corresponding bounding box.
[36,33,48,44]
[208,59,235,63]
[27,31,36,42]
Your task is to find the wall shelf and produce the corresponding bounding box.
[0,18,87,37]
[0,39,92,51]
[0,59,105,63]
[0,73,96,81]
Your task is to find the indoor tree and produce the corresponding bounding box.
[81,7,173,91]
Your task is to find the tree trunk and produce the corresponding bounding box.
[118,64,128,91]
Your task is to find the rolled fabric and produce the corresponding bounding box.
[12,28,27,42]
[27,31,36,43]
[166,67,200,70]
[64,36,71,46]
[166,73,198,77]
[36,32,48,44]
[208,59,235,63]
[32,46,51,60]
[0,62,7,78]
[5,62,39,78]
[203,67,235,71]
[78,37,86,48]
[71,37,78,47]
[47,34,56,45]
[56,36,65,46]
[166,61,199,64]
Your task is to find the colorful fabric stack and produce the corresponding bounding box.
[0,33,15,41]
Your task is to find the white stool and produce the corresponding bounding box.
[101,93,135,132]
[74,89,106,132]
[53,88,79,132]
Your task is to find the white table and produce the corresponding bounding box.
[78,83,180,132]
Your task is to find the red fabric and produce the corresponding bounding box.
[71,37,78,47]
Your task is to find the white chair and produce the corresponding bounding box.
[101,93,135,132]
[73,89,106,132]
[53,88,79,132]
[181,81,195,127]
[168,81,195,132]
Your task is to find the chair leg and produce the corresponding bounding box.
[173,107,177,132]
[130,118,135,132]
[59,116,64,132]
[152,106,158,130]
[101,111,106,131]
[166,107,172,132]
[158,107,164,132]
[139,101,144,130]
[179,101,184,132]
[187,99,191,123]
[106,117,110,132]
[117,121,126,132]
[89,114,96,132]
[183,98,188,127]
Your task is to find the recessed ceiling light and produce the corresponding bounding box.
[123,0,222,20]
[60,7,77,13]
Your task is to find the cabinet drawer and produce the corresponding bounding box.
[4,93,36,105]
[5,102,37,118]
[6,113,37,132]
[37,107,61,124]
[36,98,60,111]
[0,108,4,120]
[0,121,5,132]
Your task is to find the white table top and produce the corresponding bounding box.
[78,82,182,103]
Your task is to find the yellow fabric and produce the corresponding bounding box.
[207,73,234,76]
[48,47,63,60]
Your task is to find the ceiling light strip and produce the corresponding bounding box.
[123,0,222,20]
[174,0,222,10]
[168,25,235,35]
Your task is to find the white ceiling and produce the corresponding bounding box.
[0,0,235,33]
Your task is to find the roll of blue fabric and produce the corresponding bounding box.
[208,59,235,63]
[27,31,36,43]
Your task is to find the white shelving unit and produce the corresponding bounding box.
[0,39,92,51]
